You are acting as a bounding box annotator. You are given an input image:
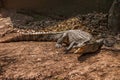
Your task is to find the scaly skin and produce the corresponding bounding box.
[1,29,118,54]
[0,31,63,42]
[71,39,103,55]
[0,30,92,52]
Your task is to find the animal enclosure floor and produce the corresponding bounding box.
[0,9,120,80]
[0,42,120,80]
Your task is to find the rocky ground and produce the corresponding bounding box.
[0,9,120,80]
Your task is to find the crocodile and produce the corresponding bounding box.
[0,29,93,51]
[0,29,118,54]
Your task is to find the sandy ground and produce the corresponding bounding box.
[0,42,120,80]
[0,9,120,80]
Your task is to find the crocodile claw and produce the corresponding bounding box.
[63,48,70,54]
[55,44,62,48]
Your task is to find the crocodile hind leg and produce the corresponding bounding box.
[55,32,68,48]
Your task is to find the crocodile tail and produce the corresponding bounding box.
[0,32,62,43]
[0,33,27,43]
[21,32,63,41]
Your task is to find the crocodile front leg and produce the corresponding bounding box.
[64,41,76,53]
[64,41,86,54]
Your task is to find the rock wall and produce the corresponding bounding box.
[108,0,120,33]
[1,0,113,15]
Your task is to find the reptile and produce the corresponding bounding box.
[0,29,92,51]
[0,29,118,54]
[71,39,104,55]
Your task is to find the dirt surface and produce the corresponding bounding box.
[0,42,120,80]
[0,9,120,80]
